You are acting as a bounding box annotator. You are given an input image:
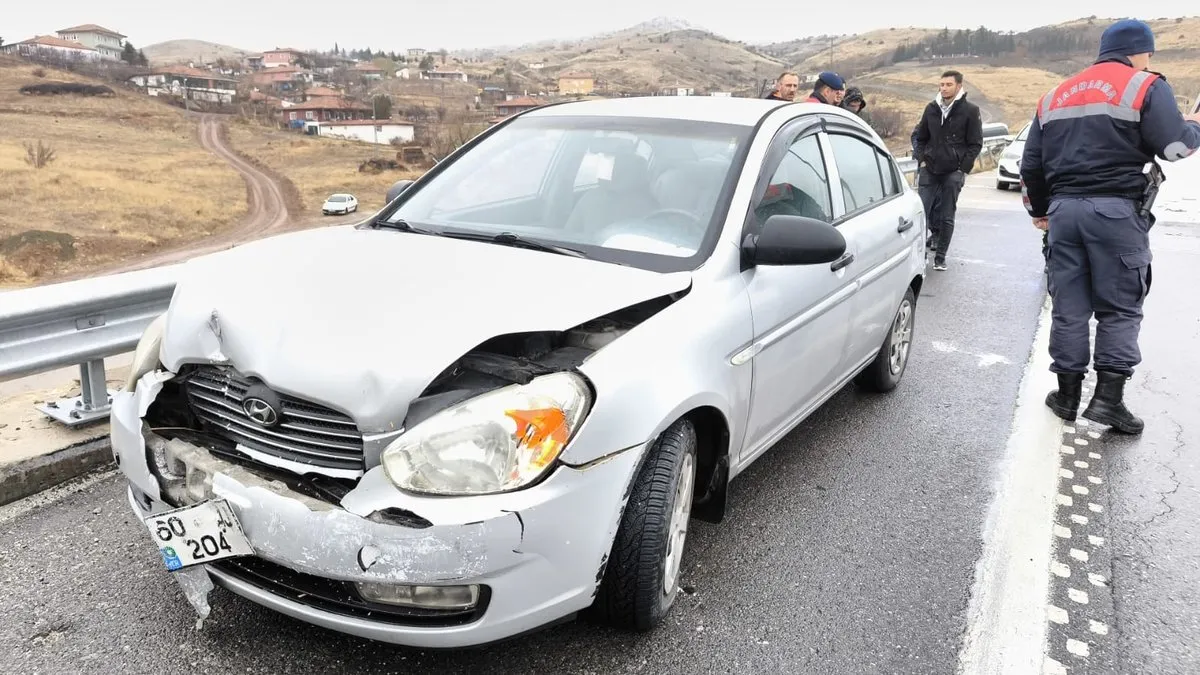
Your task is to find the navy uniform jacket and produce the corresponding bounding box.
[1020,56,1200,219]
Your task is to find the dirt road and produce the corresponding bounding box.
[52,114,309,283]
[104,113,294,274]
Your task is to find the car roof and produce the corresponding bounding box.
[521,95,803,127]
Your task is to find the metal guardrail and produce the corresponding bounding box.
[0,264,179,426]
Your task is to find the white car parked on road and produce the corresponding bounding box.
[996,122,1032,190]
[112,96,927,649]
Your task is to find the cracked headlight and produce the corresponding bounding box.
[381,372,592,496]
[123,313,167,392]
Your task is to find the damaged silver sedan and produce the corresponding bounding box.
[112,96,927,648]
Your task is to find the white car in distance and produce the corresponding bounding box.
[322,193,358,215]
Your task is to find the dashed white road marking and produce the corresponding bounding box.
[1069,588,1090,604]
[1067,639,1091,657]
[1048,606,1069,624]
[957,298,1062,674]
[1089,620,1109,635]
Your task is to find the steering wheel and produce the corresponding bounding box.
[641,208,706,237]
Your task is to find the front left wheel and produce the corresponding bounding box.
[855,287,917,393]
[590,417,697,632]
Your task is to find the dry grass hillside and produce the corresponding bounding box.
[489,29,786,94]
[862,64,1067,130]
[224,119,423,215]
[142,39,259,66]
[0,57,245,287]
[760,27,945,74]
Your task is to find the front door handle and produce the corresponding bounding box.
[831,253,854,271]
[898,216,914,233]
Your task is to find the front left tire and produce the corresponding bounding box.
[591,417,697,632]
[855,287,917,393]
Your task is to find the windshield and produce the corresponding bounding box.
[1017,123,1031,141]
[328,195,347,202]
[384,115,753,272]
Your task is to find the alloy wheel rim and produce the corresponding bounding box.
[663,452,695,596]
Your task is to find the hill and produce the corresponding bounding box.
[0,57,244,286]
[467,26,786,95]
[142,39,258,66]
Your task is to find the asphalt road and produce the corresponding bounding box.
[0,190,1051,674]
[1104,219,1200,674]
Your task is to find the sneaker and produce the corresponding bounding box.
[933,262,947,271]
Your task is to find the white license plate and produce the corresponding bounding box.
[143,499,255,571]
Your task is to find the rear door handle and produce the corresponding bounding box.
[831,253,854,271]
[898,216,914,232]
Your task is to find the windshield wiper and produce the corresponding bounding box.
[373,218,438,235]
[440,230,587,258]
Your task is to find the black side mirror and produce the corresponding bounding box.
[743,215,846,266]
[386,179,414,204]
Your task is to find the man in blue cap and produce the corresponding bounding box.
[1021,19,1200,434]
[804,71,845,105]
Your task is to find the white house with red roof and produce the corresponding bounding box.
[1,35,100,61]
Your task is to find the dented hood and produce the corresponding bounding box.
[159,226,691,431]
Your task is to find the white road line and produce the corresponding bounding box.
[957,296,1063,675]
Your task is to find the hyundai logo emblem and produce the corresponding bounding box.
[242,397,280,427]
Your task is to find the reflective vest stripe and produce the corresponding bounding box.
[1037,64,1159,126]
[1041,102,1143,124]
[1119,69,1156,109]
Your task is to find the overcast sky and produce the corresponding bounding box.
[5,2,1196,52]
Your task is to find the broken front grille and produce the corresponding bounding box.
[181,365,365,473]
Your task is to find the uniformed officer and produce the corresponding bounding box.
[1021,19,1200,434]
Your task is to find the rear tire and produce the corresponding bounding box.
[591,418,697,632]
[855,287,917,393]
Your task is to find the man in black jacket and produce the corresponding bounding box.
[911,70,984,270]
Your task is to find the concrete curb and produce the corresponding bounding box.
[0,436,115,507]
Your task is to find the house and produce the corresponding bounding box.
[495,96,543,117]
[480,86,507,105]
[558,72,594,95]
[527,62,545,70]
[395,67,412,80]
[661,86,694,97]
[244,54,264,70]
[55,24,125,60]
[248,66,314,95]
[407,48,427,61]
[307,119,416,145]
[282,97,372,126]
[1,36,99,61]
[352,62,385,80]
[249,90,286,108]
[421,69,468,82]
[263,48,307,68]
[127,67,239,104]
[708,91,732,97]
[303,86,344,100]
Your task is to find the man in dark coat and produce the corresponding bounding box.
[1021,19,1200,434]
[911,70,984,270]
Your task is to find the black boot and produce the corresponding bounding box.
[1045,372,1084,421]
[1082,371,1144,434]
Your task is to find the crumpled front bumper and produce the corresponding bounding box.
[112,371,646,648]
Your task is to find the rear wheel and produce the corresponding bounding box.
[591,418,697,631]
[855,287,917,393]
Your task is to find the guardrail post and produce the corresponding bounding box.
[37,358,115,427]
